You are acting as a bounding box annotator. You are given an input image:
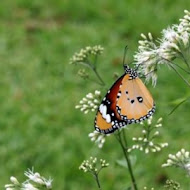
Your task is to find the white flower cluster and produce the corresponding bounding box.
[128,117,168,154]
[69,45,104,64]
[134,10,190,86]
[134,33,160,86]
[79,157,109,173]
[77,69,89,79]
[162,148,190,176]
[89,130,109,148]
[75,90,101,114]
[164,179,181,190]
[5,169,52,190]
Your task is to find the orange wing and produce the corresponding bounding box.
[95,75,127,134]
[95,65,155,134]
[116,75,155,124]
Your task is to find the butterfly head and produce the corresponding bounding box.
[123,64,138,79]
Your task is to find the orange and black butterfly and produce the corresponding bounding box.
[94,52,155,134]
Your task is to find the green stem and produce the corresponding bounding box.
[94,54,98,67]
[168,63,190,88]
[79,60,105,86]
[180,52,190,70]
[163,57,190,88]
[116,131,138,190]
[168,96,190,116]
[92,67,105,86]
[94,173,102,190]
[77,61,92,69]
[167,61,190,74]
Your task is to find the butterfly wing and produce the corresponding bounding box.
[95,75,127,134]
[95,66,155,134]
[116,75,155,124]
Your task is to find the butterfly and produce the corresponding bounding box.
[94,65,155,134]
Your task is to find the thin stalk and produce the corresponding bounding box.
[94,54,98,67]
[168,97,190,116]
[169,61,190,74]
[168,63,190,88]
[77,61,93,69]
[162,57,190,74]
[161,58,190,88]
[77,61,105,86]
[180,52,190,70]
[85,60,105,86]
[94,173,102,190]
[116,131,138,190]
[92,67,105,86]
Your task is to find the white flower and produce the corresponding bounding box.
[5,169,52,190]
[24,169,44,185]
[24,169,53,189]
[10,176,19,185]
[134,33,163,86]
[89,130,109,148]
[162,148,190,176]
[79,157,109,175]
[70,45,104,64]
[43,178,53,189]
[162,27,180,42]
[128,117,168,153]
[159,40,179,60]
[159,11,190,60]
[5,184,15,190]
[22,183,39,190]
[5,177,20,190]
[76,90,101,114]
[135,10,190,86]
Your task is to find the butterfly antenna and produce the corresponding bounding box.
[122,45,128,67]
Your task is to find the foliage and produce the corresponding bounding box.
[1,0,190,190]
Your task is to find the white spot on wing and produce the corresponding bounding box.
[99,104,103,113]
[106,114,111,123]
[102,105,107,118]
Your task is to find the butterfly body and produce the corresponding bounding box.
[94,65,155,134]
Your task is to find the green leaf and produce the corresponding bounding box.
[116,155,137,169]
[116,158,128,168]
[169,96,190,115]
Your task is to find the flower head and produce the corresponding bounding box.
[5,169,52,190]
[134,10,190,86]
[159,10,190,61]
[128,117,168,153]
[24,169,53,189]
[77,69,89,79]
[162,148,190,176]
[5,176,20,190]
[79,157,109,174]
[178,10,190,47]
[88,130,109,148]
[22,183,39,190]
[164,179,181,190]
[134,33,162,86]
[69,45,104,65]
[75,90,101,114]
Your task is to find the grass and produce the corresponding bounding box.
[0,0,190,189]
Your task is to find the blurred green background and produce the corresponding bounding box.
[0,0,190,189]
